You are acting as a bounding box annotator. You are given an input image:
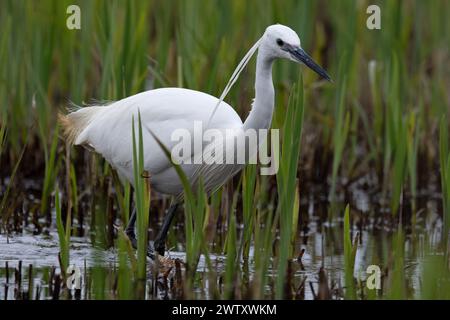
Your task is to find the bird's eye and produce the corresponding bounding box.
[276,38,284,46]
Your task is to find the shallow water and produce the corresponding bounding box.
[0,177,445,299]
[0,212,438,300]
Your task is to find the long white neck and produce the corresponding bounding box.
[243,49,274,131]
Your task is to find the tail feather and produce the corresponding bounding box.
[58,107,103,145]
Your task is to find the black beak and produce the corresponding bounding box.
[288,46,332,82]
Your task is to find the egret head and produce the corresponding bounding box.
[261,24,331,81]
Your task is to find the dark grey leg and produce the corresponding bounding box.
[125,203,179,258]
[125,207,137,249]
[125,206,156,258]
[154,203,179,256]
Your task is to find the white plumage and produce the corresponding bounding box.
[60,24,331,199]
[74,88,242,196]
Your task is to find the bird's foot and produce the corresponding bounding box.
[154,239,166,257]
[147,241,166,259]
[125,231,164,260]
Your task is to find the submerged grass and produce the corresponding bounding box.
[131,112,150,295]
[41,126,60,220]
[55,186,71,273]
[329,62,350,208]
[275,79,304,299]
[117,227,136,299]
[343,204,358,299]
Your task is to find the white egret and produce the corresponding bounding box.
[59,24,331,257]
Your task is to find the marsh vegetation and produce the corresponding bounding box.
[0,0,449,300]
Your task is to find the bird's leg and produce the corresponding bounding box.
[125,206,156,258]
[154,203,179,256]
[125,207,137,249]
